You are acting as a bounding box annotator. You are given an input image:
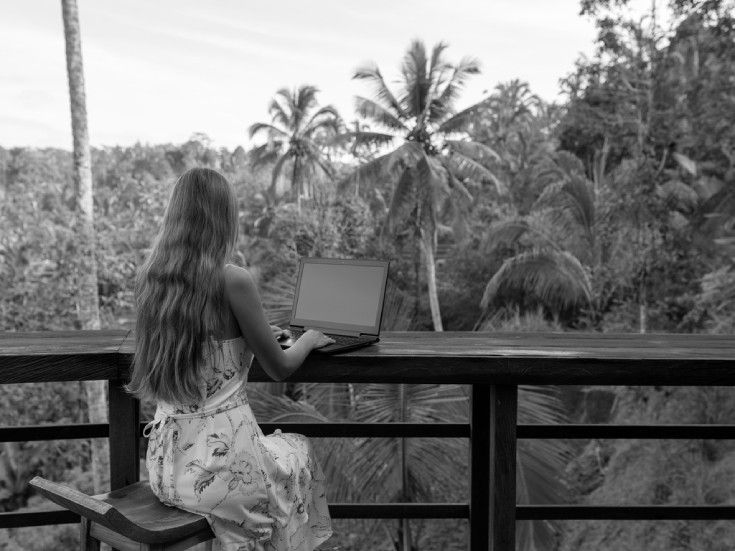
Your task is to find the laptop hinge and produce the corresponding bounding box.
[289,325,377,338]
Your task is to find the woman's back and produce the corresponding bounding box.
[157,336,254,414]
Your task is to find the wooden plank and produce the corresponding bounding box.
[517,505,735,520]
[116,330,735,360]
[6,331,735,385]
[470,385,491,551]
[490,385,517,551]
[518,424,735,440]
[108,379,139,490]
[247,357,735,385]
[0,354,118,384]
[327,503,468,518]
[0,423,108,442]
[0,330,128,352]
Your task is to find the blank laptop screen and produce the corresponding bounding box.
[294,262,385,329]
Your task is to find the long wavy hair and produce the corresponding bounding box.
[126,168,240,404]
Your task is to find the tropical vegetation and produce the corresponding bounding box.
[1,0,735,549]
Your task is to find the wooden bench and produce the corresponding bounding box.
[29,477,215,551]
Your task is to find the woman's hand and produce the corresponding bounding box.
[270,325,291,341]
[304,329,335,349]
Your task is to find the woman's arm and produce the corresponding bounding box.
[224,264,333,381]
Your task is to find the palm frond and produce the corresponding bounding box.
[436,98,491,134]
[480,249,592,313]
[432,56,482,121]
[304,144,334,180]
[445,139,501,163]
[354,96,408,132]
[302,105,342,137]
[447,151,505,193]
[353,63,406,118]
[295,84,319,114]
[331,131,395,149]
[480,218,556,255]
[534,173,596,236]
[437,160,474,242]
[249,143,281,168]
[260,267,295,326]
[380,281,414,331]
[399,39,431,118]
[337,141,423,193]
[268,90,293,129]
[657,179,700,210]
[248,122,289,140]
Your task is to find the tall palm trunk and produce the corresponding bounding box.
[62,0,109,494]
[419,229,443,331]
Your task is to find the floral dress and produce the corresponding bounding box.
[143,336,333,551]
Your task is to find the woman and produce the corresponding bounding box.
[126,167,334,550]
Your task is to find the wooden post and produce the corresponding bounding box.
[470,384,491,550]
[108,379,139,490]
[490,384,517,551]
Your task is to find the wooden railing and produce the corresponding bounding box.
[1,330,735,550]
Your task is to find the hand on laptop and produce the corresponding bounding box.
[304,329,335,349]
[270,325,291,341]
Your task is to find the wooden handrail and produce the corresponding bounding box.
[2,330,734,384]
[2,330,735,551]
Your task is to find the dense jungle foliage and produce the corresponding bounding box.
[1,0,735,549]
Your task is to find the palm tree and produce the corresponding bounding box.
[478,152,595,324]
[60,0,108,493]
[336,39,502,331]
[248,85,341,211]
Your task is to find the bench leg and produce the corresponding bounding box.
[80,517,100,551]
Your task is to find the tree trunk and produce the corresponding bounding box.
[419,229,443,331]
[639,279,647,334]
[62,0,109,494]
[292,157,302,213]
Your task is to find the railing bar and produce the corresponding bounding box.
[490,385,517,551]
[7,423,735,443]
[470,384,491,550]
[137,422,470,438]
[0,509,79,528]
[242,423,467,438]
[108,379,139,490]
[11,505,735,528]
[10,422,735,444]
[517,505,735,520]
[518,424,735,439]
[328,503,469,519]
[0,423,108,442]
[0,504,469,528]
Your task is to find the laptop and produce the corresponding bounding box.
[278,257,390,354]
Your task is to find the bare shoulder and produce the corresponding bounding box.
[224,264,256,295]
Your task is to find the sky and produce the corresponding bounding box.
[0,0,657,150]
